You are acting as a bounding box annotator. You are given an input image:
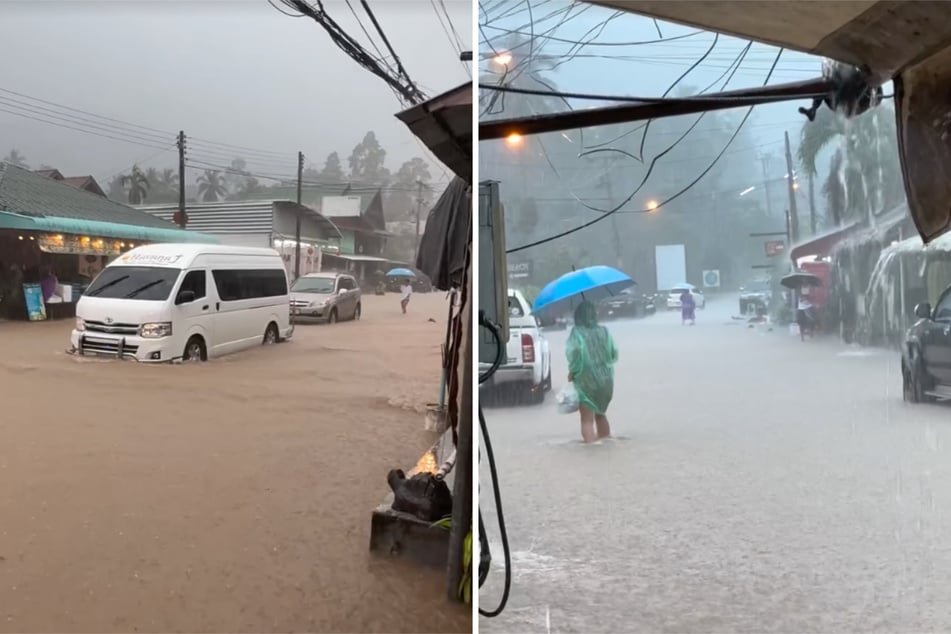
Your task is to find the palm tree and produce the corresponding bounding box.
[120,164,150,204]
[197,169,227,202]
[798,105,904,226]
[3,149,28,168]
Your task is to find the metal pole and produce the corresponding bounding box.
[177,131,187,228]
[760,154,773,217]
[601,157,624,270]
[784,131,801,243]
[295,151,303,280]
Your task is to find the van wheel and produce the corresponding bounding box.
[263,323,279,345]
[328,308,337,324]
[354,303,361,320]
[183,336,206,363]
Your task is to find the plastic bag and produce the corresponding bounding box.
[556,383,580,415]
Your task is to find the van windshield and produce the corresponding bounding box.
[291,277,335,293]
[84,266,181,301]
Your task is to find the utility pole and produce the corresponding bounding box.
[414,180,424,261]
[175,131,187,228]
[808,170,818,235]
[783,131,801,243]
[295,151,303,280]
[600,157,624,270]
[759,154,773,217]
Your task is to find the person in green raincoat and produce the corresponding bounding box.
[566,300,619,443]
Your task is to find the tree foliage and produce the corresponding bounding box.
[197,169,227,202]
[3,149,28,168]
[120,164,150,204]
[798,104,904,225]
[348,131,389,183]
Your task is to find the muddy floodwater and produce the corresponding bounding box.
[0,293,468,633]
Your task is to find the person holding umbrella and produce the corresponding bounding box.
[567,300,619,443]
[533,265,629,443]
[400,278,413,314]
[386,267,416,314]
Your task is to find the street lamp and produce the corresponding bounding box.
[493,52,512,66]
[505,132,523,148]
[646,199,659,212]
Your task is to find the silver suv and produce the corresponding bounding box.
[289,272,362,324]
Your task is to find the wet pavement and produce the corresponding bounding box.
[480,296,951,633]
[0,293,469,633]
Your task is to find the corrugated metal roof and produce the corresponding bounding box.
[0,163,178,229]
[137,201,275,234]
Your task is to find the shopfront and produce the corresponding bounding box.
[0,221,216,321]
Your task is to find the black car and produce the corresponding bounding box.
[597,288,657,320]
[903,293,951,402]
[739,280,771,315]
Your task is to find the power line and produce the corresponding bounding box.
[0,85,296,161]
[480,22,705,48]
[506,47,786,254]
[184,157,447,194]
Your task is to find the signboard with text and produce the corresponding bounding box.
[765,240,786,257]
[507,261,533,280]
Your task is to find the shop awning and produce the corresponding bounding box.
[0,211,218,244]
[324,254,396,264]
[789,222,861,263]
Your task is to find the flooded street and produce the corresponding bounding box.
[480,297,951,633]
[0,293,468,633]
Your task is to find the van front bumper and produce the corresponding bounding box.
[69,330,174,362]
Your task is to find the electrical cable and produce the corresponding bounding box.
[505,47,786,254]
[477,310,511,619]
[479,23,704,48]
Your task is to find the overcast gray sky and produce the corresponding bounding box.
[0,0,471,184]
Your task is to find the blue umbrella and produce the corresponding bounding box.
[386,267,416,277]
[533,266,635,318]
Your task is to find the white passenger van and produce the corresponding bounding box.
[69,244,293,363]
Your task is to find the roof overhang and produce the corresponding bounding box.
[789,221,861,263]
[273,200,343,240]
[323,253,394,264]
[582,0,951,245]
[396,82,472,183]
[0,211,219,244]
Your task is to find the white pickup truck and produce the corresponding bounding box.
[480,289,552,404]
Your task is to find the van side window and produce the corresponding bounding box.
[179,270,206,301]
[213,269,288,302]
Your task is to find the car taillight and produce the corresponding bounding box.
[521,333,535,363]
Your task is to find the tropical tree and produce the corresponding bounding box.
[120,165,150,204]
[320,151,345,182]
[348,132,389,183]
[386,157,434,222]
[236,176,263,197]
[196,169,227,202]
[3,149,28,168]
[798,104,904,226]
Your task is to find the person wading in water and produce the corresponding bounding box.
[566,300,619,443]
[400,278,413,314]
